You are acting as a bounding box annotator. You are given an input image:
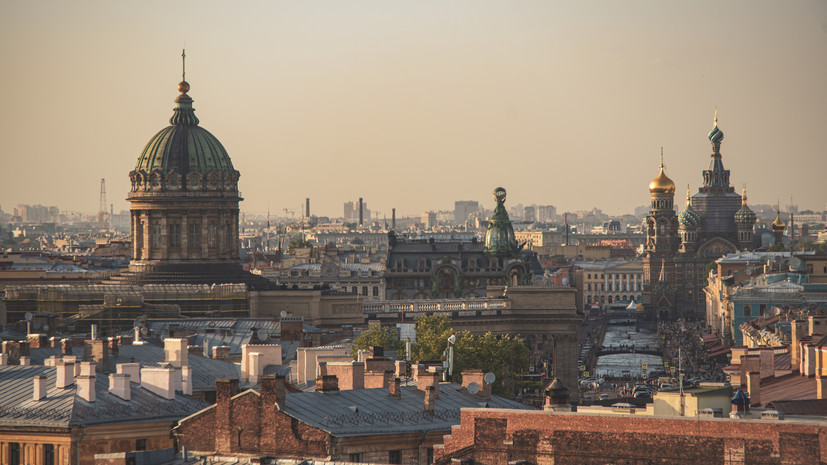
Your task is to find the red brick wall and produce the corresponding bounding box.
[176,387,331,459]
[437,409,827,465]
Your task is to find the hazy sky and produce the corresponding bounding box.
[1,1,826,219]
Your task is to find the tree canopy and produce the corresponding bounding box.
[349,325,405,359]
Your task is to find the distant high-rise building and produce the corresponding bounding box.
[454,200,479,224]
[537,205,557,222]
[524,206,536,223]
[421,211,437,229]
[344,200,370,223]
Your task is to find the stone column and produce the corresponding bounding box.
[217,210,225,257]
[160,215,169,260]
[181,214,189,259]
[141,212,151,260]
[202,212,209,258]
[612,274,616,292]
[604,274,608,293]
[634,274,638,291]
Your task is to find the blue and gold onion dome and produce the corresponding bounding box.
[678,187,700,228]
[484,187,518,255]
[708,110,724,144]
[133,80,237,177]
[734,187,756,229]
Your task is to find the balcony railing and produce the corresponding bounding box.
[362,298,509,314]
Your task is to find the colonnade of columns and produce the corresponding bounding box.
[0,440,69,465]
[131,208,239,261]
[603,273,641,293]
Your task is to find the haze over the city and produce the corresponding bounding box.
[1,0,825,218]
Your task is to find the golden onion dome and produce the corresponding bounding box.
[772,211,786,231]
[649,163,676,194]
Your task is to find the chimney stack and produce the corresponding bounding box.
[164,338,189,368]
[306,198,311,218]
[108,337,119,357]
[141,367,176,400]
[77,363,97,403]
[213,345,231,362]
[109,373,131,401]
[182,365,193,395]
[33,375,47,401]
[424,385,436,412]
[91,324,97,341]
[20,356,30,366]
[316,375,339,392]
[117,362,141,384]
[56,361,75,389]
[389,377,402,399]
[392,208,396,230]
[359,198,364,225]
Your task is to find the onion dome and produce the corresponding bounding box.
[734,186,756,229]
[484,187,518,255]
[772,210,786,233]
[678,186,701,228]
[649,157,676,194]
[130,54,239,193]
[708,108,724,143]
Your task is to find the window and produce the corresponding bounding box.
[169,222,181,248]
[189,222,201,248]
[362,286,368,296]
[372,287,379,297]
[427,448,434,465]
[349,453,362,463]
[743,304,752,317]
[760,304,767,316]
[587,273,591,279]
[10,442,20,465]
[208,223,217,247]
[44,444,55,465]
[587,283,592,291]
[389,450,402,464]
[136,438,147,451]
[151,222,161,248]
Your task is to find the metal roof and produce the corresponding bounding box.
[29,343,241,392]
[0,365,208,428]
[280,383,534,437]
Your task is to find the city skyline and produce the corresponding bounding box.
[1,1,826,218]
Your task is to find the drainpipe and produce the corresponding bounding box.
[75,424,87,465]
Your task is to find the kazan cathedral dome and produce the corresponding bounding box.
[111,55,270,287]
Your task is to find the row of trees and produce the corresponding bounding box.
[350,314,529,395]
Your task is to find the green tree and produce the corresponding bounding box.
[411,314,453,361]
[350,325,405,359]
[411,314,530,396]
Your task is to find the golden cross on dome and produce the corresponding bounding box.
[182,49,186,82]
[714,106,718,127]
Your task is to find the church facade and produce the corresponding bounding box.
[643,112,757,321]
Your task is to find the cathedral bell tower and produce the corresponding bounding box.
[642,152,679,321]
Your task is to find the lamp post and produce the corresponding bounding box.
[447,334,456,382]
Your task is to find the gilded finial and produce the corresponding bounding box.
[686,184,691,204]
[714,106,718,127]
[660,147,664,168]
[742,184,747,205]
[178,48,190,94]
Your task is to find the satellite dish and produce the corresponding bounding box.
[280,311,288,318]
[467,382,480,395]
[483,372,496,384]
[32,321,41,330]
[140,327,148,336]
[790,257,804,272]
[42,325,49,332]
[257,329,268,341]
[24,312,33,321]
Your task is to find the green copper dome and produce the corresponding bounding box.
[708,108,724,144]
[735,186,756,229]
[130,81,239,193]
[484,187,519,256]
[678,187,700,228]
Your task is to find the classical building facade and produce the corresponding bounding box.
[384,188,536,300]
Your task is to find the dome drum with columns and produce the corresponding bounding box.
[112,57,270,288]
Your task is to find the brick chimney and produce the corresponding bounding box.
[141,367,176,400]
[117,362,141,384]
[109,373,131,401]
[83,339,108,372]
[215,378,240,454]
[212,345,231,362]
[33,375,47,401]
[395,360,407,378]
[389,377,402,399]
[61,338,73,356]
[27,334,47,349]
[0,354,7,365]
[56,361,75,389]
[77,363,97,403]
[316,375,339,392]
[424,385,436,412]
[20,356,30,366]
[164,338,189,368]
[417,372,440,398]
[461,370,492,398]
[543,378,572,412]
[107,337,119,357]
